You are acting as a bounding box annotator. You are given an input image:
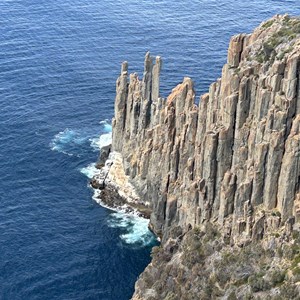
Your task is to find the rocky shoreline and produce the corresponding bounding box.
[90,148,152,219]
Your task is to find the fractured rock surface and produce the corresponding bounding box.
[93,15,300,299]
[110,15,300,245]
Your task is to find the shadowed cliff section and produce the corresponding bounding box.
[94,14,300,299]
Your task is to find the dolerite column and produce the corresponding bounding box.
[151,56,161,102]
[112,61,128,152]
[151,56,162,127]
[138,52,153,135]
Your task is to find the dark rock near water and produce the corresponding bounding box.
[90,178,105,190]
[96,144,111,169]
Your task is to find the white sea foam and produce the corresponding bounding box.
[82,120,154,246]
[107,212,156,246]
[51,122,112,156]
[80,163,101,179]
[88,163,156,247]
[92,189,102,204]
[50,128,86,156]
[90,119,112,151]
[99,119,112,132]
[82,130,112,176]
[90,132,112,151]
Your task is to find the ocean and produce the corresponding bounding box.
[1,0,299,299]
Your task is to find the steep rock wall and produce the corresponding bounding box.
[86,14,300,299]
[111,15,300,247]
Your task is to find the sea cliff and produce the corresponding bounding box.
[93,15,300,299]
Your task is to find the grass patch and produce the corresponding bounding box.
[291,254,300,268]
[262,19,275,29]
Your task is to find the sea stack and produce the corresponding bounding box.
[94,15,300,299]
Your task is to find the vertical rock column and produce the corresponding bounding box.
[277,115,300,221]
[152,56,161,103]
[110,17,300,243]
[112,62,128,152]
[138,52,153,134]
[112,53,162,154]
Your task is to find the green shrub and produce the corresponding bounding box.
[256,52,265,63]
[269,269,286,286]
[292,230,300,241]
[258,17,300,64]
[279,283,299,299]
[248,274,270,292]
[233,276,249,287]
[262,19,275,29]
[292,254,300,268]
[228,291,238,300]
[271,210,281,217]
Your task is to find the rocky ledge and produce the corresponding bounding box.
[91,150,152,218]
[93,15,300,299]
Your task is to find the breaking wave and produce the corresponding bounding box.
[90,132,112,151]
[51,121,112,156]
[78,119,156,247]
[80,163,101,179]
[107,212,156,247]
[50,128,86,157]
[91,184,157,247]
[90,120,112,151]
[100,119,112,132]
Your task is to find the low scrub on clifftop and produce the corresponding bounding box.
[134,226,300,300]
[255,15,300,63]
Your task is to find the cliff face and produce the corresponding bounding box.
[112,15,300,243]
[96,15,300,299]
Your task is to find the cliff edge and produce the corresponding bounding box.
[94,15,300,299]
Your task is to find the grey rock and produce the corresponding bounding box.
[94,15,300,300]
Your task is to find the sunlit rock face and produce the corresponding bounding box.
[111,15,300,244]
[93,15,300,299]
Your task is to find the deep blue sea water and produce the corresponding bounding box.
[1,1,300,299]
